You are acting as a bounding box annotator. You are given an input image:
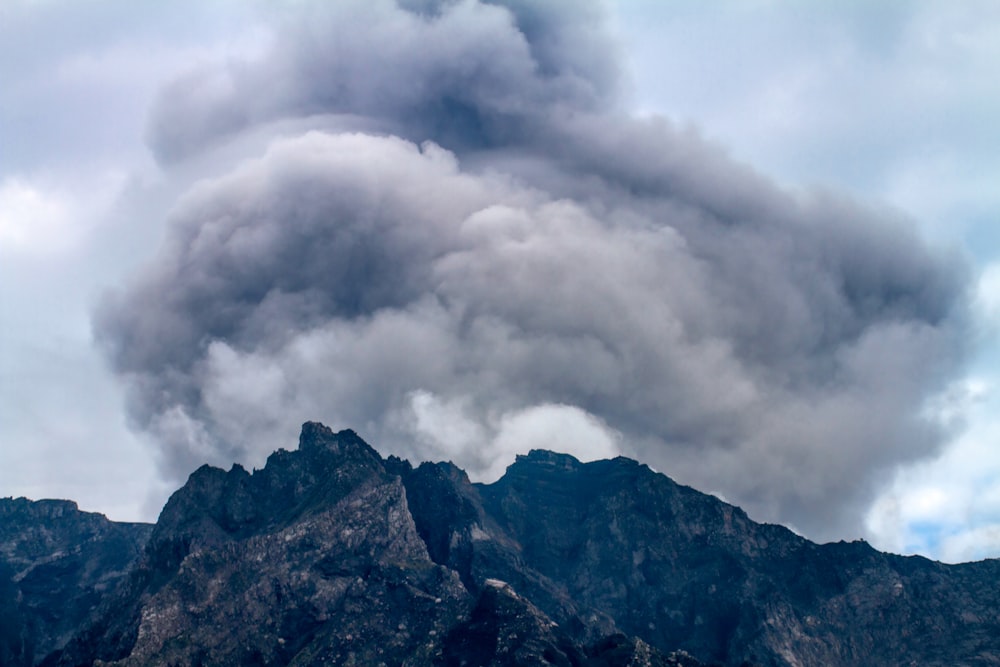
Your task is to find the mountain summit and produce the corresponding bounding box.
[4,422,1000,666]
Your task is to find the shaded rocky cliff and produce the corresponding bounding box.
[12,422,1000,665]
[43,424,690,667]
[0,498,152,666]
[399,448,1000,666]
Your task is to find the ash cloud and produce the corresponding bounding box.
[97,0,971,542]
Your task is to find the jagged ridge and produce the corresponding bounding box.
[6,422,1000,666]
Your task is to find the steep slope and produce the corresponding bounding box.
[45,423,679,667]
[17,422,1000,665]
[45,424,471,666]
[439,579,704,667]
[0,498,152,666]
[400,449,1000,666]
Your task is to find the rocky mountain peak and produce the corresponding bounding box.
[297,422,377,459]
[514,449,585,471]
[9,422,1000,666]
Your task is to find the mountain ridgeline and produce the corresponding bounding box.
[3,422,1000,666]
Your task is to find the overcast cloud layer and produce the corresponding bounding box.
[86,0,973,543]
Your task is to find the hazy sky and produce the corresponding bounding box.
[2,0,999,563]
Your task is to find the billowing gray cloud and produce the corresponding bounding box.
[145,0,619,163]
[96,0,971,542]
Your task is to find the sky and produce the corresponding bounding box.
[1,0,999,563]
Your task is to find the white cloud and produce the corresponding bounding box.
[403,390,621,482]
[861,260,1000,561]
[866,374,1000,561]
[0,171,129,256]
[975,263,1000,327]
[940,524,1000,564]
[408,390,490,462]
[491,404,622,478]
[0,178,72,252]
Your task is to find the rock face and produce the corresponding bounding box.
[0,498,152,666]
[401,448,1000,666]
[13,422,1000,666]
[46,425,472,667]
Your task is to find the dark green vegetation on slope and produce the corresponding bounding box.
[4,423,1000,665]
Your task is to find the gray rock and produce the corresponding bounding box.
[0,498,151,666]
[21,422,1000,666]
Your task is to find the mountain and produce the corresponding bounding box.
[8,422,1000,665]
[398,447,1000,665]
[0,498,152,666]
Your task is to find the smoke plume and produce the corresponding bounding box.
[96,0,970,541]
